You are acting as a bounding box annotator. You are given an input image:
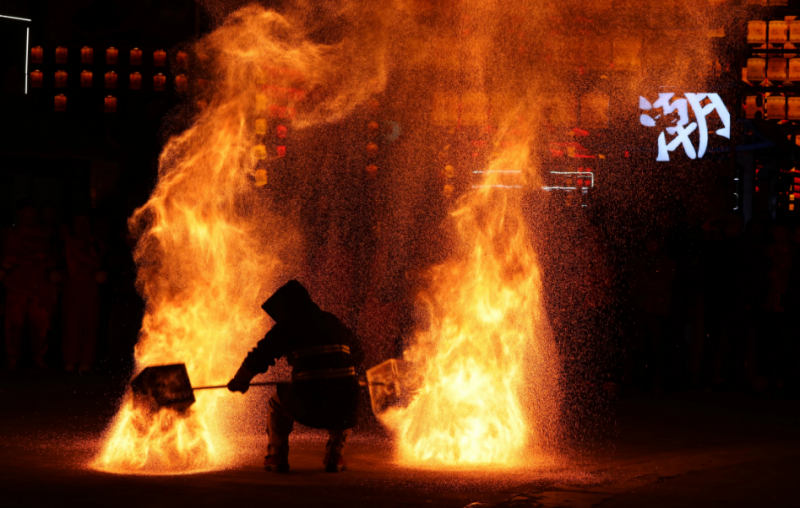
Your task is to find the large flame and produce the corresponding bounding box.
[382,135,559,467]
[93,4,392,474]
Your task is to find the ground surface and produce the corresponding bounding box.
[1,370,798,508]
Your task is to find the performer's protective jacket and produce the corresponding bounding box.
[241,280,364,430]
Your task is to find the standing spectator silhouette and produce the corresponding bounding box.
[632,236,676,392]
[61,213,102,373]
[2,199,54,370]
[758,225,797,392]
[700,214,759,391]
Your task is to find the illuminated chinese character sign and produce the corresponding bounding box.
[639,93,730,162]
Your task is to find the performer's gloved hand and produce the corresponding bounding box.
[227,365,255,394]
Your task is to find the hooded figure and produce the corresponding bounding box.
[228,280,363,473]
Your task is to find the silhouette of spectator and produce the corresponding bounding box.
[61,213,102,373]
[779,226,800,394]
[756,225,797,392]
[632,236,676,391]
[700,214,759,391]
[105,223,142,375]
[2,199,55,370]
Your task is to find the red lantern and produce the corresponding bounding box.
[367,121,379,132]
[176,51,189,69]
[55,46,68,64]
[153,49,167,67]
[105,71,117,89]
[104,95,117,113]
[129,72,142,90]
[269,105,287,118]
[80,70,93,88]
[31,46,43,64]
[106,47,118,64]
[277,146,286,158]
[81,46,93,64]
[30,70,43,88]
[54,94,67,112]
[366,164,378,178]
[175,74,188,92]
[55,70,68,88]
[276,125,287,138]
[366,142,379,156]
[153,73,166,91]
[130,48,142,66]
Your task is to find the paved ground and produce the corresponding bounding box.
[1,370,798,508]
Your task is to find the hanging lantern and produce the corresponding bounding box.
[255,168,268,187]
[176,51,189,69]
[366,142,379,156]
[276,146,287,158]
[366,164,378,178]
[104,95,117,113]
[269,105,288,118]
[81,46,93,64]
[770,20,788,43]
[175,74,188,92]
[153,49,167,67]
[747,58,766,82]
[256,93,267,112]
[30,70,43,88]
[442,184,454,198]
[129,72,142,90]
[105,71,118,89]
[106,47,118,64]
[276,125,287,138]
[367,121,379,132]
[767,58,788,81]
[748,21,767,44]
[54,94,67,112]
[54,70,68,88]
[254,119,267,135]
[153,73,166,91]
[31,46,43,64]
[130,48,142,65]
[252,144,267,160]
[767,96,787,119]
[789,97,800,120]
[55,46,68,64]
[80,70,93,88]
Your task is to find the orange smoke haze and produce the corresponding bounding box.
[94,0,723,474]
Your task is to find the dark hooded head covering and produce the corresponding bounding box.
[262,280,317,323]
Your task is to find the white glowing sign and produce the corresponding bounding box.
[639,93,730,162]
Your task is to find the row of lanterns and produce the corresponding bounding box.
[747,19,800,44]
[31,70,187,91]
[744,94,800,120]
[52,94,120,113]
[365,100,381,180]
[30,46,187,68]
[252,92,294,187]
[745,56,800,81]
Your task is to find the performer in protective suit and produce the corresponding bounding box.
[228,280,363,473]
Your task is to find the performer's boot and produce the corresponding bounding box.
[323,429,350,472]
[264,395,293,473]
